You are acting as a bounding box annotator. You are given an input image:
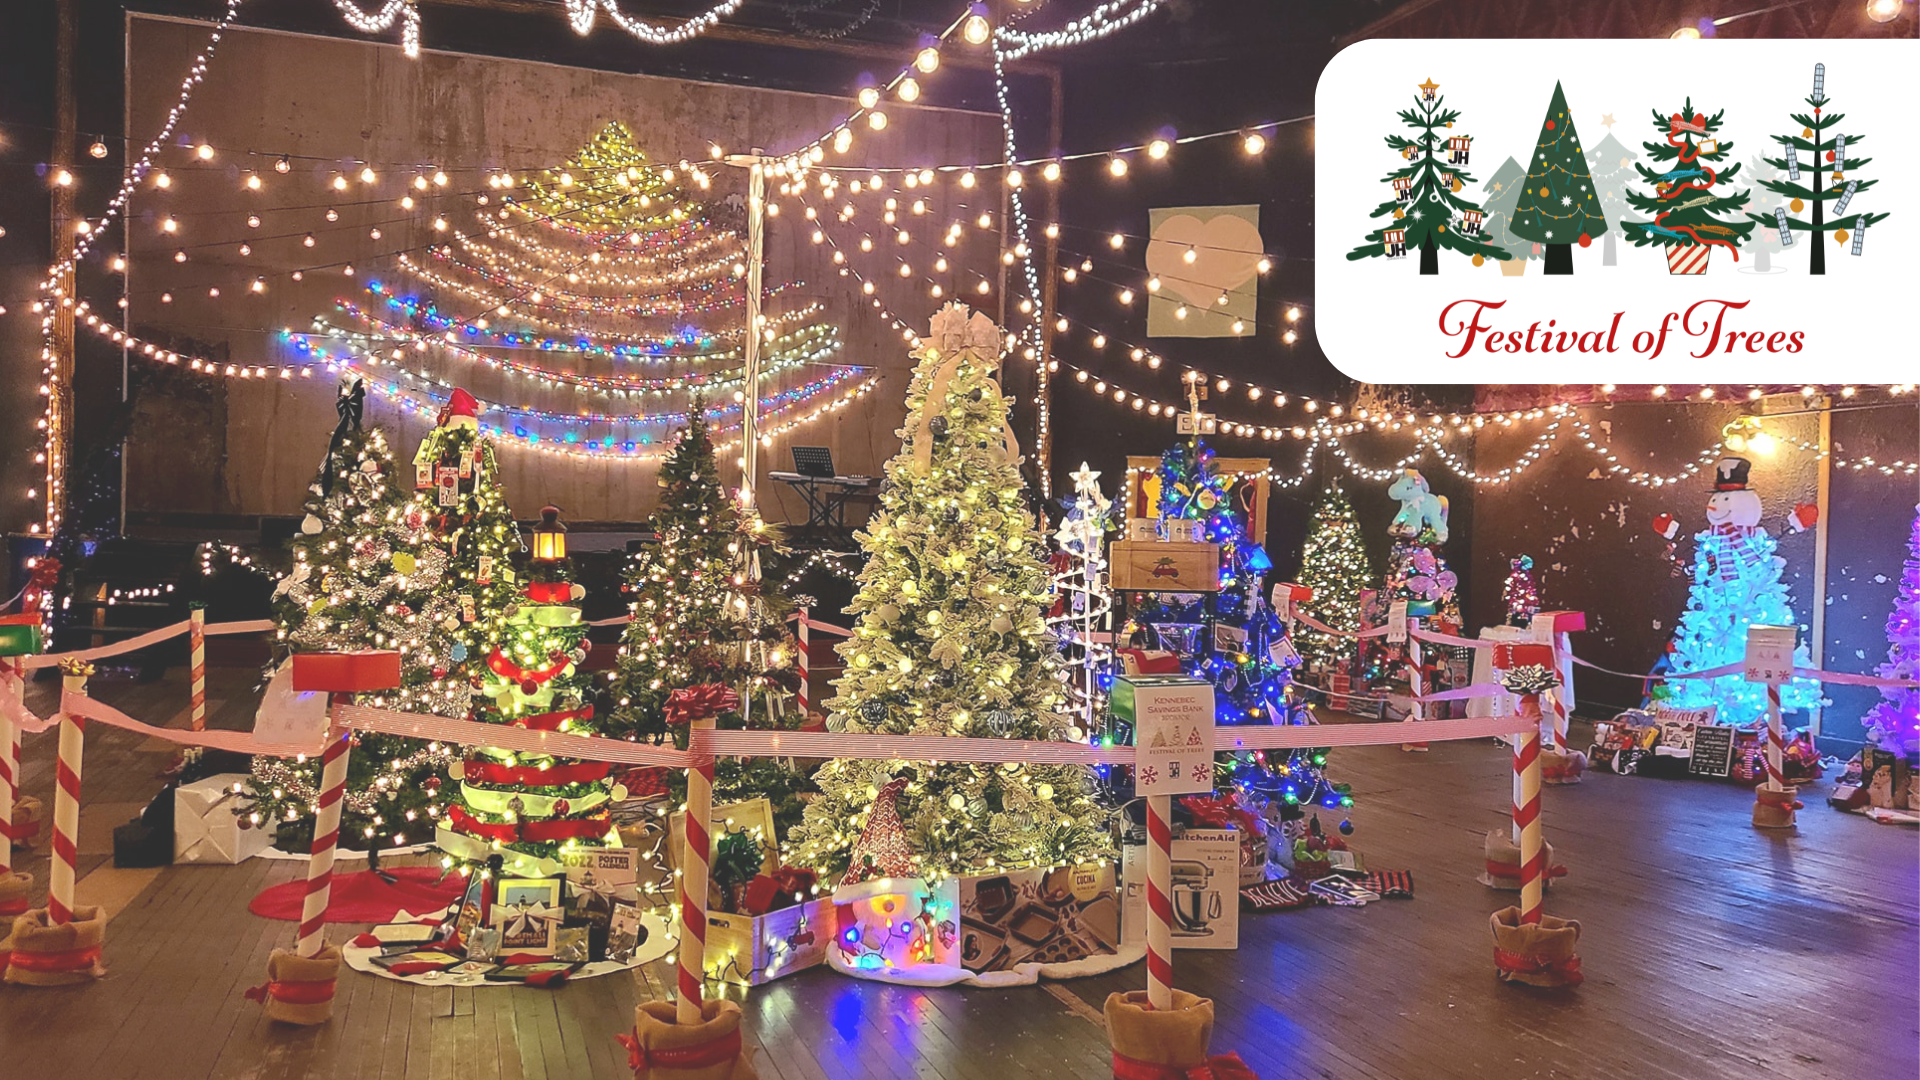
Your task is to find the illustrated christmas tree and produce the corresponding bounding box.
[1346,77,1509,274]
[1619,100,1754,273]
[1295,483,1375,667]
[418,393,614,878]
[1587,129,1638,267]
[1745,62,1890,275]
[1502,555,1541,627]
[1864,504,1920,756]
[1742,150,1790,274]
[1506,81,1609,275]
[1650,456,1821,725]
[784,304,1112,882]
[606,403,807,828]
[245,381,461,849]
[1480,156,1536,273]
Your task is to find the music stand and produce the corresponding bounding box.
[792,446,835,478]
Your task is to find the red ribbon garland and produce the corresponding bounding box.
[663,684,740,726]
[459,759,610,786]
[1110,1050,1261,1080]
[4,943,103,973]
[1180,794,1265,839]
[445,804,611,844]
[2,818,42,842]
[1493,947,1585,985]
[616,1027,744,1073]
[524,581,571,604]
[245,978,339,1005]
[0,897,31,919]
[507,704,595,731]
[1654,115,1740,261]
[486,647,572,687]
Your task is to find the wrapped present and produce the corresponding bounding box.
[289,650,402,692]
[0,614,44,657]
[743,867,817,916]
[174,773,270,865]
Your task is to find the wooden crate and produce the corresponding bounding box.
[1109,541,1221,592]
[706,898,832,986]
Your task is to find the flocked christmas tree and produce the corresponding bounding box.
[1347,77,1508,274]
[1480,156,1535,273]
[1587,129,1638,267]
[785,304,1111,882]
[1743,151,1789,274]
[1619,100,1754,272]
[607,403,807,828]
[246,381,460,850]
[1506,81,1609,275]
[1503,555,1541,626]
[1745,62,1889,276]
[1864,504,1920,756]
[1295,483,1374,667]
[1651,456,1821,725]
[418,391,613,878]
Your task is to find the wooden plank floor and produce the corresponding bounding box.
[4,666,1915,1079]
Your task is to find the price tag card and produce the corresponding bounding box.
[1269,636,1300,669]
[1387,600,1410,644]
[1212,623,1248,655]
[1743,625,1797,686]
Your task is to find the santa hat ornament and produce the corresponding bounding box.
[834,777,927,905]
[439,387,481,430]
[1711,456,1752,492]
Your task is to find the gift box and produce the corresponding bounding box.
[1122,831,1238,950]
[706,897,832,986]
[290,650,402,693]
[954,864,1118,973]
[173,773,270,865]
[743,867,818,916]
[0,614,44,657]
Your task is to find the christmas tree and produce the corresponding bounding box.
[1742,151,1789,274]
[1507,81,1609,275]
[246,386,460,850]
[1048,462,1117,732]
[418,396,613,878]
[1480,156,1536,273]
[1384,469,1457,624]
[1346,77,1508,274]
[1652,457,1820,725]
[1587,130,1638,267]
[1295,484,1374,667]
[1745,63,1890,275]
[1503,555,1541,626]
[606,404,808,829]
[1619,100,1754,271]
[784,304,1111,882]
[1864,504,1920,755]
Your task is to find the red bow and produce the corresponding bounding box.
[616,1027,743,1073]
[1111,1050,1261,1080]
[1180,794,1264,839]
[663,684,741,726]
[1493,947,1585,985]
[486,647,572,687]
[1669,113,1708,137]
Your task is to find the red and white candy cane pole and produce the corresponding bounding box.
[296,694,353,958]
[1402,617,1429,751]
[678,716,716,1023]
[1144,793,1174,1009]
[188,605,208,732]
[1494,643,1558,926]
[49,659,94,925]
[1764,684,1786,792]
[795,609,810,720]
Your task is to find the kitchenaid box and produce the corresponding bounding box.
[1121,829,1240,950]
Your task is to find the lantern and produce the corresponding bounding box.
[530,504,567,562]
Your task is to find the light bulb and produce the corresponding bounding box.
[858,86,880,109]
[963,13,990,44]
[868,110,888,130]
[1867,0,1902,20]
[897,78,920,102]
[916,47,941,73]
[1108,156,1129,177]
[1244,132,1267,155]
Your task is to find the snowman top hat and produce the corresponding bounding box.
[1712,456,1752,492]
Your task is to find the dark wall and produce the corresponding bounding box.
[1822,408,1920,750]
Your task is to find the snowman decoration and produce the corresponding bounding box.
[1651,456,1818,581]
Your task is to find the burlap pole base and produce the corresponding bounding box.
[1478,829,1567,891]
[618,999,759,1080]
[1491,906,1583,988]
[0,870,34,973]
[3,905,106,986]
[10,794,44,849]
[1540,748,1587,785]
[1752,785,1802,830]
[1103,990,1261,1080]
[246,946,342,1025]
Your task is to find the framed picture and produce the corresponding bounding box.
[443,960,501,978]
[490,877,564,955]
[484,961,580,983]
[372,950,464,971]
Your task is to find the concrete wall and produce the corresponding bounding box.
[124,17,1005,524]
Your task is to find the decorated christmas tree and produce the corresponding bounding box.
[1507,81,1609,275]
[1619,100,1754,273]
[1346,77,1508,274]
[1651,457,1821,725]
[1295,483,1374,667]
[419,393,613,878]
[607,403,807,828]
[1745,63,1890,275]
[1587,130,1638,267]
[1048,462,1117,732]
[1480,156,1536,273]
[1503,555,1541,626]
[784,304,1111,882]
[1864,504,1920,755]
[245,382,460,849]
[1383,469,1458,625]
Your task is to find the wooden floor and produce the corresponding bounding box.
[4,666,1915,1080]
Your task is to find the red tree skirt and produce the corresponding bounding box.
[248,867,464,925]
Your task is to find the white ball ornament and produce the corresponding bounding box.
[449,761,465,781]
[300,514,323,535]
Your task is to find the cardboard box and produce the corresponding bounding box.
[1109,541,1221,593]
[173,773,270,864]
[707,898,832,985]
[953,865,1118,973]
[1121,830,1240,950]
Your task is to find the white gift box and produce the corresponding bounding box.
[174,772,270,864]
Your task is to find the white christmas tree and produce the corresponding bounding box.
[1864,505,1920,755]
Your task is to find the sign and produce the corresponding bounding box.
[1146,204,1263,339]
[1687,724,1737,778]
[1112,675,1214,797]
[1387,600,1410,644]
[1268,636,1300,669]
[1212,623,1248,655]
[1744,624,1798,685]
[1176,411,1218,435]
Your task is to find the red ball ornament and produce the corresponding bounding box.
[520,678,539,695]
[1545,119,1556,130]
[1578,233,1592,248]
[1826,150,1836,162]
[554,799,570,815]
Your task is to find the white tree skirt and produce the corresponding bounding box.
[343,908,674,987]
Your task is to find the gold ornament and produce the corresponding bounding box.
[1437,224,1447,233]
[1471,254,1485,267]
[1393,208,1405,219]
[1801,126,1813,138]
[1451,177,1463,192]
[1790,198,1805,213]
[1835,230,1849,244]
[1539,187,1549,197]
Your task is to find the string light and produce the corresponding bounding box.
[332,0,422,58]
[562,0,744,44]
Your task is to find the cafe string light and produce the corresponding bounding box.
[331,0,421,58]
[349,364,868,429]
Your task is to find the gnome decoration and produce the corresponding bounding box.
[831,778,934,972]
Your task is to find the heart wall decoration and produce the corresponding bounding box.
[1145,204,1265,338]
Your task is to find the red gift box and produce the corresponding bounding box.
[524,581,571,604]
[743,868,818,915]
[1532,610,1587,634]
[1492,642,1555,670]
[291,651,402,692]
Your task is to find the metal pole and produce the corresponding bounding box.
[738,155,767,508]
